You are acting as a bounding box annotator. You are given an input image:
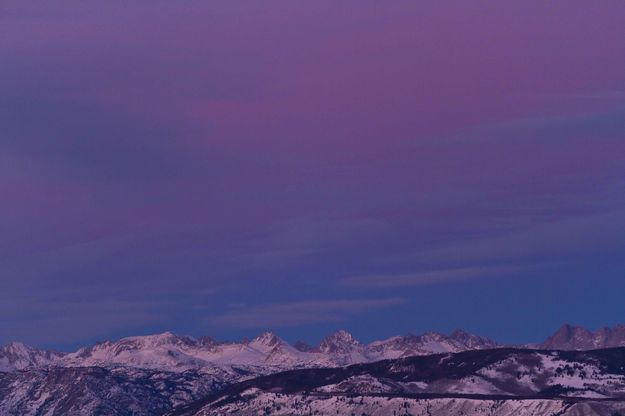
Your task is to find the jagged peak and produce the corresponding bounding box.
[325,330,358,343]
[420,331,447,341]
[541,323,625,350]
[555,323,574,332]
[2,341,31,351]
[116,331,196,348]
[319,330,361,354]
[367,335,404,347]
[251,332,284,348]
[450,329,497,348]
[0,341,64,371]
[197,336,218,348]
[450,328,470,339]
[552,324,592,340]
[0,341,62,357]
[555,323,589,334]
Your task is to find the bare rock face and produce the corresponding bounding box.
[451,328,499,349]
[249,332,285,349]
[318,330,362,354]
[0,366,225,416]
[542,324,625,350]
[0,342,65,372]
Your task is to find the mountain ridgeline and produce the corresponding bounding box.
[0,329,498,373]
[167,347,625,416]
[2,324,625,415]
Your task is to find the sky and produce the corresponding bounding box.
[1,0,625,351]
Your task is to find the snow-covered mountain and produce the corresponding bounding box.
[58,331,328,373]
[173,394,625,416]
[316,330,368,365]
[5,324,625,415]
[0,366,225,416]
[1,328,499,375]
[168,347,625,416]
[0,329,499,415]
[541,323,625,350]
[366,329,499,361]
[0,342,65,372]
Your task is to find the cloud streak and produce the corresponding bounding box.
[416,209,625,264]
[340,264,533,289]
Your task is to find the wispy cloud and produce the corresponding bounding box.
[207,297,404,329]
[340,264,530,289]
[415,209,625,264]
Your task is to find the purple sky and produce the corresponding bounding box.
[2,1,625,350]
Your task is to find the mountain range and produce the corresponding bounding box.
[2,324,625,415]
[0,329,497,374]
[542,324,625,350]
[4,323,624,374]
